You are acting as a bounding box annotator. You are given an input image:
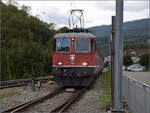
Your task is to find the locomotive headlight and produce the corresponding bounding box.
[57,62,63,66]
[82,62,88,66]
[71,38,75,41]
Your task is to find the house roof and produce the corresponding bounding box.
[124,49,149,56]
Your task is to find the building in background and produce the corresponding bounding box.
[124,49,149,63]
[124,49,148,57]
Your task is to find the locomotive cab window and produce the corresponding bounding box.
[57,38,70,52]
[76,39,90,52]
[91,39,95,52]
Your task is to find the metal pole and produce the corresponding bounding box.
[112,0,124,111]
[144,86,147,113]
[111,16,115,108]
[133,81,137,113]
[31,73,35,91]
[31,66,35,91]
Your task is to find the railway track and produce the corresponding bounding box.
[2,77,95,113]
[0,77,52,89]
[2,87,63,113]
[50,87,87,113]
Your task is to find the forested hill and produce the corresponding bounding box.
[88,18,150,56]
[1,2,56,80]
[88,18,149,40]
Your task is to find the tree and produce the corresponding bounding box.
[140,53,149,69]
[21,5,31,15]
[1,2,56,80]
[57,27,69,33]
[123,54,133,66]
[7,0,18,6]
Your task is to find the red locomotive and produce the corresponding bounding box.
[52,31,104,87]
[52,9,103,87]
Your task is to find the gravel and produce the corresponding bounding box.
[66,76,108,113]
[0,76,108,113]
[24,92,73,112]
[0,83,57,112]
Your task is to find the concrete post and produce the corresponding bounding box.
[111,0,124,112]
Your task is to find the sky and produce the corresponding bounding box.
[3,0,149,29]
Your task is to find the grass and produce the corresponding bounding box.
[100,94,111,103]
[143,70,150,72]
[99,71,112,110]
[99,94,111,110]
[46,74,54,78]
[99,71,132,112]
[0,91,20,99]
[101,71,111,89]
[123,99,132,113]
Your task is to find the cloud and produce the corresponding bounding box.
[42,8,68,25]
[124,1,149,12]
[84,7,115,27]
[3,1,149,28]
[87,1,115,11]
[124,8,149,22]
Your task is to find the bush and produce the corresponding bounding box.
[123,54,133,66]
[140,53,149,69]
[22,73,31,79]
[104,61,109,67]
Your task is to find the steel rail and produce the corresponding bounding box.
[2,87,62,113]
[50,87,86,113]
[0,83,27,89]
[2,76,96,113]
[50,76,95,113]
[0,77,52,86]
[0,77,52,89]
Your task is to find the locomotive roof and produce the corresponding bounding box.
[54,32,96,38]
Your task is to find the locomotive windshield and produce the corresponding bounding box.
[57,38,70,52]
[76,39,90,52]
